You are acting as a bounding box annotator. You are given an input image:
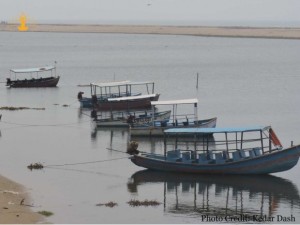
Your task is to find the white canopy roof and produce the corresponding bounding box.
[90,80,154,88]
[91,80,130,87]
[151,98,198,106]
[126,81,154,85]
[108,94,157,102]
[10,66,55,73]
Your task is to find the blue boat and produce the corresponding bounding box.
[130,126,300,174]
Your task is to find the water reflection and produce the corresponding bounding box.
[128,170,300,220]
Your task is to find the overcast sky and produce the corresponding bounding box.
[1,0,300,26]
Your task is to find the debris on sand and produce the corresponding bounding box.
[127,199,161,207]
[96,201,118,208]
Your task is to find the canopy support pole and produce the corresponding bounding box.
[260,130,264,154]
[194,103,198,125]
[225,132,229,154]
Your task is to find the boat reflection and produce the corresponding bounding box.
[128,170,300,219]
[91,127,216,157]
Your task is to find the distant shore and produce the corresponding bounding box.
[1,23,300,39]
[0,174,43,223]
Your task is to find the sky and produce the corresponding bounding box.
[1,0,300,26]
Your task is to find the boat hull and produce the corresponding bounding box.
[79,93,142,108]
[93,94,160,111]
[131,145,300,174]
[7,76,60,88]
[79,97,93,108]
[130,117,217,136]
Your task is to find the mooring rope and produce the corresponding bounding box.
[106,147,128,154]
[44,156,129,167]
[0,119,91,127]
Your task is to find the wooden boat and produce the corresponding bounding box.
[94,110,171,127]
[6,65,60,88]
[78,80,159,110]
[129,126,300,174]
[130,98,217,136]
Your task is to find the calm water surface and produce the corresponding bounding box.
[0,32,300,223]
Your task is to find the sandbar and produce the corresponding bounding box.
[1,23,300,39]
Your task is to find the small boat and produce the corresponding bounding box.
[78,80,159,110]
[93,110,171,127]
[129,126,300,174]
[6,65,60,88]
[130,98,217,137]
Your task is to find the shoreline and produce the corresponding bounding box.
[1,23,300,39]
[0,174,43,224]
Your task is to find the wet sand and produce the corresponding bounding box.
[1,23,300,39]
[0,174,43,224]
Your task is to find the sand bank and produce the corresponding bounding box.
[1,23,300,39]
[0,174,43,224]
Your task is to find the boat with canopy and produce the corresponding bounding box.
[129,126,300,174]
[6,65,60,88]
[130,98,217,136]
[78,80,160,110]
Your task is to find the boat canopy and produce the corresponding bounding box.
[107,94,157,102]
[125,81,154,85]
[90,81,155,87]
[90,80,130,87]
[151,99,198,106]
[10,66,55,73]
[165,126,270,134]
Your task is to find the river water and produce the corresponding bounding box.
[0,31,300,223]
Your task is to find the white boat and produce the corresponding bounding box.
[130,98,217,137]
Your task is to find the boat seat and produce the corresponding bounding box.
[249,149,256,158]
[222,151,230,160]
[181,152,192,163]
[239,149,248,158]
[253,147,262,156]
[197,153,210,164]
[167,149,181,162]
[215,152,226,164]
[232,151,241,161]
[207,150,214,160]
[198,152,215,164]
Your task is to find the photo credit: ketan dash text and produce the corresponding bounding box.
[201,214,295,223]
